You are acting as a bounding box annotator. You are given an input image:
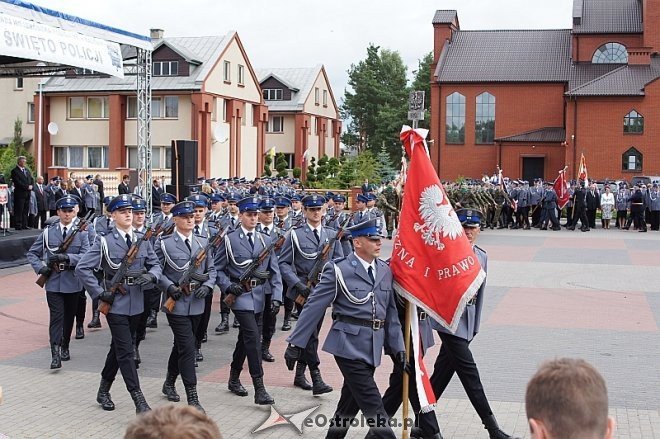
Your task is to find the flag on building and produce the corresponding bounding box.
[578,153,589,187]
[301,149,309,166]
[554,166,570,209]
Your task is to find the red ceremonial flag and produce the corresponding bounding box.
[391,126,486,333]
[554,167,570,210]
[578,153,589,187]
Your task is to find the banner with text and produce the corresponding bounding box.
[0,12,124,78]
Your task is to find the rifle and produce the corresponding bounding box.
[223,230,282,307]
[295,213,353,306]
[36,210,95,288]
[163,227,228,312]
[98,225,157,315]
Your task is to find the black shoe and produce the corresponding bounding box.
[134,345,141,366]
[228,368,248,396]
[50,344,61,369]
[162,372,180,402]
[196,348,204,362]
[232,316,240,328]
[252,376,275,405]
[290,310,299,321]
[581,227,590,232]
[281,318,292,331]
[130,389,151,415]
[293,362,312,391]
[97,379,115,411]
[551,227,561,231]
[146,310,157,328]
[87,310,102,328]
[75,325,84,340]
[60,345,70,361]
[185,385,205,413]
[410,427,444,439]
[310,368,333,395]
[539,227,547,230]
[567,227,575,231]
[483,415,517,439]
[262,342,275,362]
[202,331,208,343]
[639,229,647,232]
[215,314,229,334]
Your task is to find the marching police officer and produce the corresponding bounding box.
[278,194,342,394]
[272,195,296,331]
[429,209,516,439]
[284,218,405,439]
[215,196,283,405]
[27,195,91,369]
[328,194,353,256]
[214,193,242,334]
[156,200,217,413]
[75,194,162,414]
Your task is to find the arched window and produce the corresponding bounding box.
[446,92,465,144]
[622,147,642,171]
[623,110,644,134]
[592,43,628,64]
[475,92,495,144]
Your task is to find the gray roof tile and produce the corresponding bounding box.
[566,57,660,96]
[432,10,457,25]
[572,0,642,34]
[255,66,322,112]
[496,127,566,143]
[436,29,573,83]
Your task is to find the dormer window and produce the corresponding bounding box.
[263,89,283,100]
[592,43,628,64]
[153,61,179,76]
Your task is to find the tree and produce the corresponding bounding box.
[337,150,379,189]
[375,143,396,182]
[327,157,340,177]
[3,117,35,178]
[275,153,288,178]
[263,153,273,177]
[292,167,302,179]
[306,156,317,183]
[316,155,329,183]
[342,44,409,163]
[410,51,433,130]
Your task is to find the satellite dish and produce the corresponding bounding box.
[212,124,229,144]
[47,122,59,136]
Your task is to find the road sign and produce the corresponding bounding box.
[408,110,425,121]
[408,91,425,121]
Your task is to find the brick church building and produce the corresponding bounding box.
[430,0,660,182]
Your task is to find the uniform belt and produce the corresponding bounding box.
[229,276,266,288]
[333,313,385,330]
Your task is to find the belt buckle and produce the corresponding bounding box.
[125,277,135,286]
[317,273,322,282]
[372,320,382,330]
[249,279,258,288]
[419,311,427,321]
[57,263,66,271]
[190,281,199,291]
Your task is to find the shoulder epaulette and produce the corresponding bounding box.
[473,244,486,254]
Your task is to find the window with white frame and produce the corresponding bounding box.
[87,146,108,168]
[267,115,284,133]
[127,146,172,169]
[262,89,283,100]
[312,116,317,134]
[87,97,109,119]
[211,97,217,121]
[127,96,137,118]
[151,97,162,118]
[282,153,295,169]
[15,77,23,90]
[53,146,105,168]
[315,87,320,105]
[164,96,179,118]
[238,64,245,85]
[222,99,227,122]
[622,147,642,171]
[153,61,179,76]
[323,90,328,106]
[68,97,85,119]
[27,102,35,123]
[223,61,231,82]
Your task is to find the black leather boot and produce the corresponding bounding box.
[87,310,102,328]
[410,426,444,439]
[50,344,61,369]
[185,385,205,413]
[215,313,229,334]
[281,309,292,331]
[133,343,140,369]
[75,325,84,340]
[293,362,312,390]
[228,368,248,396]
[310,368,333,395]
[146,309,157,328]
[232,316,240,328]
[60,342,70,361]
[262,341,275,362]
[162,372,180,402]
[96,378,115,411]
[202,331,208,343]
[483,415,516,439]
[130,389,151,414]
[196,347,204,362]
[252,376,275,405]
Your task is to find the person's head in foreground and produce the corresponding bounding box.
[124,405,222,439]
[526,358,615,439]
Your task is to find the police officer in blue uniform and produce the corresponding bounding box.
[429,209,516,439]
[328,194,353,256]
[214,193,242,334]
[354,193,371,224]
[285,218,405,439]
[27,195,90,369]
[278,194,343,394]
[215,196,283,405]
[75,194,162,414]
[156,201,217,413]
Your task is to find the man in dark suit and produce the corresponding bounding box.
[361,178,372,194]
[10,155,34,230]
[586,183,600,229]
[118,175,131,195]
[33,176,48,228]
[151,179,164,212]
[93,174,105,202]
[69,179,87,217]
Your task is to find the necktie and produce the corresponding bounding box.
[263,226,269,236]
[126,233,132,248]
[368,266,375,284]
[231,217,236,228]
[194,225,200,235]
[359,212,363,222]
[62,226,67,240]
[313,229,320,244]
[184,238,191,252]
[23,168,27,175]
[106,218,110,228]
[247,232,254,250]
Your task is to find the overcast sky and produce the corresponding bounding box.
[32,0,574,104]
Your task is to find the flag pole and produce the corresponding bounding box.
[401,299,412,439]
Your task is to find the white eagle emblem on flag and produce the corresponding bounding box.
[414,185,463,249]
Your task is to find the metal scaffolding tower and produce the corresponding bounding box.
[136,48,153,215]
